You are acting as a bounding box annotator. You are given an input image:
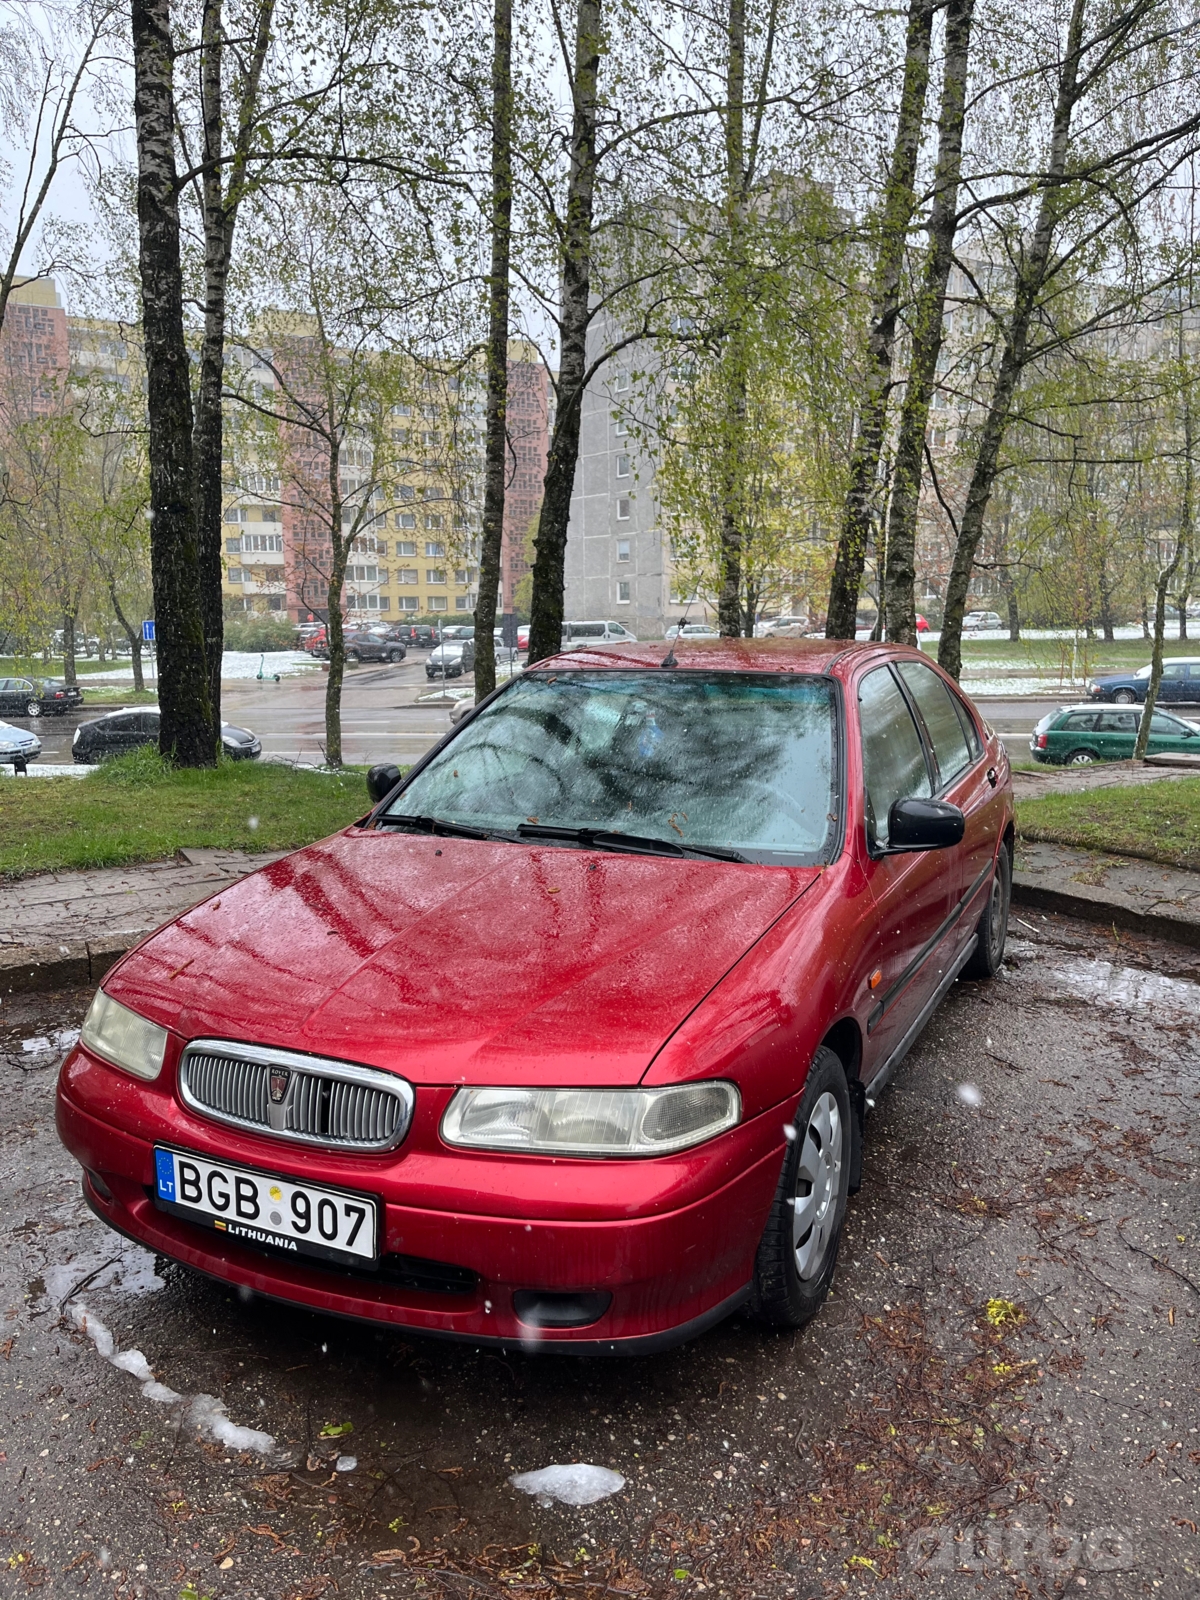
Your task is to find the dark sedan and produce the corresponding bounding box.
[344,630,406,664]
[73,710,261,763]
[1087,658,1200,704]
[0,675,84,717]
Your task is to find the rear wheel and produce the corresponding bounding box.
[1066,747,1097,764]
[26,700,41,717]
[345,649,360,663]
[962,843,1011,980]
[388,648,404,662]
[1113,689,1137,705]
[751,1047,850,1329]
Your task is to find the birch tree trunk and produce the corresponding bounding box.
[882,0,974,645]
[474,0,513,700]
[193,0,275,725]
[937,0,1086,681]
[131,0,215,765]
[527,0,601,666]
[824,0,934,640]
[716,0,748,639]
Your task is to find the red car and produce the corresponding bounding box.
[58,640,1012,1352]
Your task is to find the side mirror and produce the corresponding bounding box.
[887,796,965,852]
[367,762,402,805]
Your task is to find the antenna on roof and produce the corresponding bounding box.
[661,590,699,667]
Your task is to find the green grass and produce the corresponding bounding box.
[1016,777,1200,870]
[957,636,1200,677]
[72,686,159,705]
[0,655,139,678]
[0,747,372,876]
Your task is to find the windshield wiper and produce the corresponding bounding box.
[377,812,501,841]
[515,822,747,863]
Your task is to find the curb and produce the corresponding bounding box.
[1011,877,1200,950]
[1,934,144,997]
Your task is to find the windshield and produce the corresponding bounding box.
[383,670,840,862]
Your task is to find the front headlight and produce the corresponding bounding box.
[441,1082,741,1156]
[81,989,168,1081]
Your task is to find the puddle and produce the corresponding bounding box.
[1046,957,1200,1018]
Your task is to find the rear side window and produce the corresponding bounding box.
[1097,711,1137,732]
[570,623,605,639]
[896,660,973,787]
[859,667,931,849]
[1062,712,1097,730]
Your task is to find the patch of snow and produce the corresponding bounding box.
[43,1239,165,1304]
[509,1464,626,1507]
[188,1393,275,1454]
[335,1455,358,1472]
[77,649,318,683]
[956,1082,983,1108]
[0,763,90,778]
[21,1028,79,1057]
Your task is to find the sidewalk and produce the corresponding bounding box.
[1,848,286,995]
[1011,840,1200,948]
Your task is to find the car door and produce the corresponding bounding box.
[895,659,999,920]
[1159,662,1189,703]
[0,679,15,715]
[1054,710,1100,761]
[856,663,960,1076]
[1149,710,1197,752]
[1095,708,1137,755]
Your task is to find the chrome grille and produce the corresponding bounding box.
[178,1041,413,1151]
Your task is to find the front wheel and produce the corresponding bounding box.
[26,701,42,718]
[388,649,404,663]
[1113,689,1137,705]
[751,1047,851,1330]
[962,843,1011,980]
[345,650,359,664]
[1066,748,1096,765]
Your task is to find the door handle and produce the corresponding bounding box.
[986,767,997,788]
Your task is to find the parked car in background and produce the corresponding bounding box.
[426,640,475,679]
[440,624,475,641]
[1030,704,1200,763]
[0,675,84,717]
[560,620,639,650]
[758,615,810,637]
[0,719,41,766]
[58,637,1011,1353]
[342,630,406,664]
[517,625,530,652]
[664,621,719,641]
[1086,658,1200,704]
[393,624,437,650]
[73,710,261,763]
[963,610,1003,631]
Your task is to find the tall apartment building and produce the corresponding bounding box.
[0,278,70,413]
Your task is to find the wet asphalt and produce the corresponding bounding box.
[1,912,1197,1600]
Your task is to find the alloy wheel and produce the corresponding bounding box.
[26,701,41,717]
[1067,749,1095,764]
[793,1092,843,1281]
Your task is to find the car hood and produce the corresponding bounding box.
[104,830,820,1085]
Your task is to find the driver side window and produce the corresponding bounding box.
[859,667,931,849]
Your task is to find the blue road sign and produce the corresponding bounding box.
[142,619,156,641]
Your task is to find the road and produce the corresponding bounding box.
[2,911,1197,1597]
[12,661,1072,772]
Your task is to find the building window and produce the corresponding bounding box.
[616,453,630,478]
[225,537,243,554]
[425,541,445,557]
[423,485,441,499]
[396,540,416,555]
[612,367,630,392]
[616,540,630,562]
[348,565,379,583]
[429,595,448,611]
[399,513,416,529]
[243,533,283,552]
[260,507,281,522]
[399,594,419,611]
[224,507,247,524]
[455,595,471,610]
[226,567,245,583]
[454,568,476,585]
[427,568,446,584]
[616,498,631,520]
[617,580,631,603]
[347,591,388,612]
[396,567,418,584]
[425,514,444,530]
[399,486,415,501]
[267,595,284,610]
[614,418,628,436]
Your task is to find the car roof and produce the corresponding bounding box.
[532,638,921,675]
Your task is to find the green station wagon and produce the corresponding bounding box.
[1031,705,1200,764]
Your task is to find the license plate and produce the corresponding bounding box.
[153,1147,378,1266]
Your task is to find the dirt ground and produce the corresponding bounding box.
[1,911,1197,1600]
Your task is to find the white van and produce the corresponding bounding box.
[559,620,639,649]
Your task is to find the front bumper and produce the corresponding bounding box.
[57,1045,784,1352]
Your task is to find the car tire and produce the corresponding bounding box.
[26,701,41,717]
[388,649,404,663]
[962,843,1011,980]
[1066,748,1097,764]
[751,1047,851,1330]
[346,650,359,663]
[1113,689,1137,705]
